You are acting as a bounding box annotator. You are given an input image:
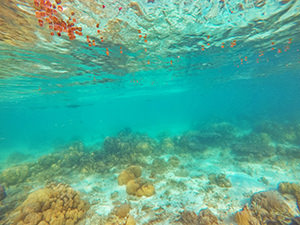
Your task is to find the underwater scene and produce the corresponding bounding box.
[1,0,300,224]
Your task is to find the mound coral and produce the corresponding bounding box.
[9,183,89,225]
[118,165,155,197]
[126,178,155,197]
[105,203,136,225]
[118,166,142,185]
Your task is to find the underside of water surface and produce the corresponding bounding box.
[1,0,300,224]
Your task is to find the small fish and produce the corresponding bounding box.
[148,0,155,3]
[57,5,63,12]
[96,23,99,28]
[38,19,44,27]
[102,5,106,8]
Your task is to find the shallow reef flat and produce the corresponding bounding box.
[0,121,300,224]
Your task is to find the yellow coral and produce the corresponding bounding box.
[118,165,142,185]
[126,178,155,197]
[10,183,89,225]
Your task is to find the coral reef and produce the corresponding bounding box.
[231,132,275,161]
[8,183,89,225]
[254,121,300,145]
[179,208,221,225]
[0,184,6,201]
[177,123,236,151]
[0,165,30,187]
[150,158,169,176]
[208,173,232,188]
[168,156,180,167]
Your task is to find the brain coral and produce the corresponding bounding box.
[118,165,142,185]
[10,183,89,225]
[126,178,155,197]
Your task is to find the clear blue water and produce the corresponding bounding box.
[1,0,300,224]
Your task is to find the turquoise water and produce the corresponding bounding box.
[1,0,300,224]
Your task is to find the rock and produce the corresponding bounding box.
[168,156,180,167]
[198,208,220,225]
[179,208,221,225]
[126,215,136,225]
[208,173,232,188]
[114,204,130,218]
